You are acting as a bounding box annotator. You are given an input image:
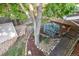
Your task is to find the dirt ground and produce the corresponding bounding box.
[71,41,79,56]
[27,36,45,56]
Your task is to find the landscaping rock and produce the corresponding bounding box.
[0,22,18,55]
[15,25,26,37]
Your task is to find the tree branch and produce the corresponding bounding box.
[28,4,36,20]
[19,3,30,18]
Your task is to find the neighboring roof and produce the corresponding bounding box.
[63,13,79,20]
[0,22,18,44]
[63,13,79,28]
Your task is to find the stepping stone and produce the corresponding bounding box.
[0,22,18,43]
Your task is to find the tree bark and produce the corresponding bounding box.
[35,4,42,48]
[19,3,42,48]
[29,4,42,48]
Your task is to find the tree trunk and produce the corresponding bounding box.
[19,3,42,48]
[29,4,42,48]
[34,4,42,48]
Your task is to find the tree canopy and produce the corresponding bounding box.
[43,3,76,18]
[0,3,78,50]
[0,3,77,21]
[0,4,28,21]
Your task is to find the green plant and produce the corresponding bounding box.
[40,35,49,44]
[0,4,28,21]
[43,3,76,18]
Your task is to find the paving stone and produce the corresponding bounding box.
[0,22,18,43]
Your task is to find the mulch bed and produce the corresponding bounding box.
[71,41,79,56]
[27,36,45,56]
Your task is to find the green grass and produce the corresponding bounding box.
[2,36,26,56]
[41,19,48,24]
[3,43,25,56]
[40,35,49,44]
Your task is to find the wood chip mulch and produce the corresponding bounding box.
[27,36,45,56]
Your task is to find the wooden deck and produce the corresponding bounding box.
[49,26,79,56]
